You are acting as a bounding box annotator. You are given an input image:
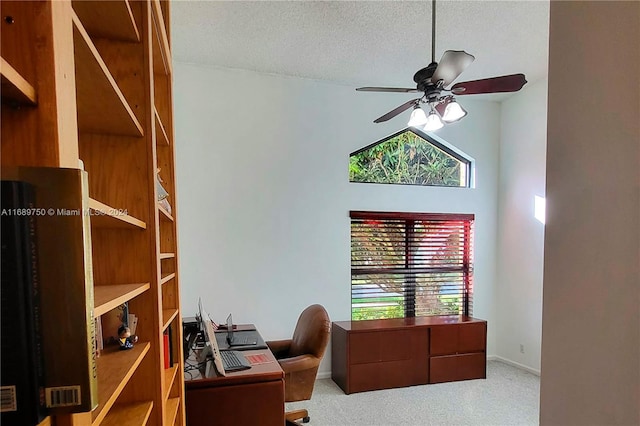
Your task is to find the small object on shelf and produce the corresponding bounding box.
[159,197,172,215]
[117,325,138,350]
[156,169,169,201]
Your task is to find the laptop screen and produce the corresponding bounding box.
[198,299,226,376]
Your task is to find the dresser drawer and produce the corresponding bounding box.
[429,352,486,384]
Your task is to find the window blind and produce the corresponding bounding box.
[350,211,474,320]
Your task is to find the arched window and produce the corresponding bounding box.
[349,128,474,187]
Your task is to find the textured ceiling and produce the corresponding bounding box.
[171,1,549,100]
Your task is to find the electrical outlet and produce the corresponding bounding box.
[520,344,525,354]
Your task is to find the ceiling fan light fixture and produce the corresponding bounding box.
[442,100,467,123]
[407,106,428,127]
[423,109,444,131]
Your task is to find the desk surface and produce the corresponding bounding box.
[183,324,283,388]
[183,324,285,426]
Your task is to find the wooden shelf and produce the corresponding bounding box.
[72,12,144,137]
[164,397,180,426]
[155,107,170,146]
[1,57,37,105]
[72,0,140,42]
[162,308,179,331]
[163,364,179,402]
[158,203,174,222]
[100,401,153,426]
[94,283,150,317]
[159,252,175,260]
[160,272,175,285]
[151,1,172,75]
[89,198,147,230]
[92,342,151,426]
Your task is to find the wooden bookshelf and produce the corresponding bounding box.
[1,56,37,105]
[1,1,184,425]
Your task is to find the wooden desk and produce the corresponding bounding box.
[184,326,284,426]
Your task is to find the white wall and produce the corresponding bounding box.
[540,1,639,424]
[173,62,501,376]
[495,78,548,373]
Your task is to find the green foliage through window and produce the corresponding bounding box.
[349,129,471,187]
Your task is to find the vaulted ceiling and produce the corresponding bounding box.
[171,1,549,101]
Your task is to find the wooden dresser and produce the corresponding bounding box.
[331,316,486,394]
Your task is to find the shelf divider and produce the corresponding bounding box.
[1,57,37,105]
[164,397,180,425]
[163,364,179,401]
[72,0,140,42]
[151,1,172,75]
[100,401,153,426]
[92,342,150,426]
[154,107,170,146]
[160,273,176,285]
[72,12,144,136]
[89,198,147,230]
[158,203,174,222]
[94,283,151,317]
[159,253,175,260]
[162,309,179,331]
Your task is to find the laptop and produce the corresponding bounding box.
[225,313,258,346]
[197,300,251,375]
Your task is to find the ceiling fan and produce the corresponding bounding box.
[356,0,527,131]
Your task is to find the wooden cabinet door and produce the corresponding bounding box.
[430,322,486,355]
[350,330,413,364]
[458,322,486,353]
[430,325,459,355]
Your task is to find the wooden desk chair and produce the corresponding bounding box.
[266,304,330,425]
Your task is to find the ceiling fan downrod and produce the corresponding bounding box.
[431,0,436,64]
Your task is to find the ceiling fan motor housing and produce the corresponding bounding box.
[413,62,442,100]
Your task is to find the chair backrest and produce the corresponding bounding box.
[289,304,330,359]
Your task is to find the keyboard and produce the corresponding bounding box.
[229,335,257,345]
[219,350,251,371]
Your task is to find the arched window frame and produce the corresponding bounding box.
[349,128,476,188]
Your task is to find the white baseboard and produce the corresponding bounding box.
[316,371,332,380]
[489,355,541,376]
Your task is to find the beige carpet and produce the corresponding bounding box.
[286,361,539,426]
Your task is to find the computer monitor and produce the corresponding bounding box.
[197,299,226,376]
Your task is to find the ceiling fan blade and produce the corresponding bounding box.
[451,74,527,95]
[356,87,419,93]
[373,99,420,123]
[431,50,475,87]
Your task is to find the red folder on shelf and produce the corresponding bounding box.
[163,332,170,369]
